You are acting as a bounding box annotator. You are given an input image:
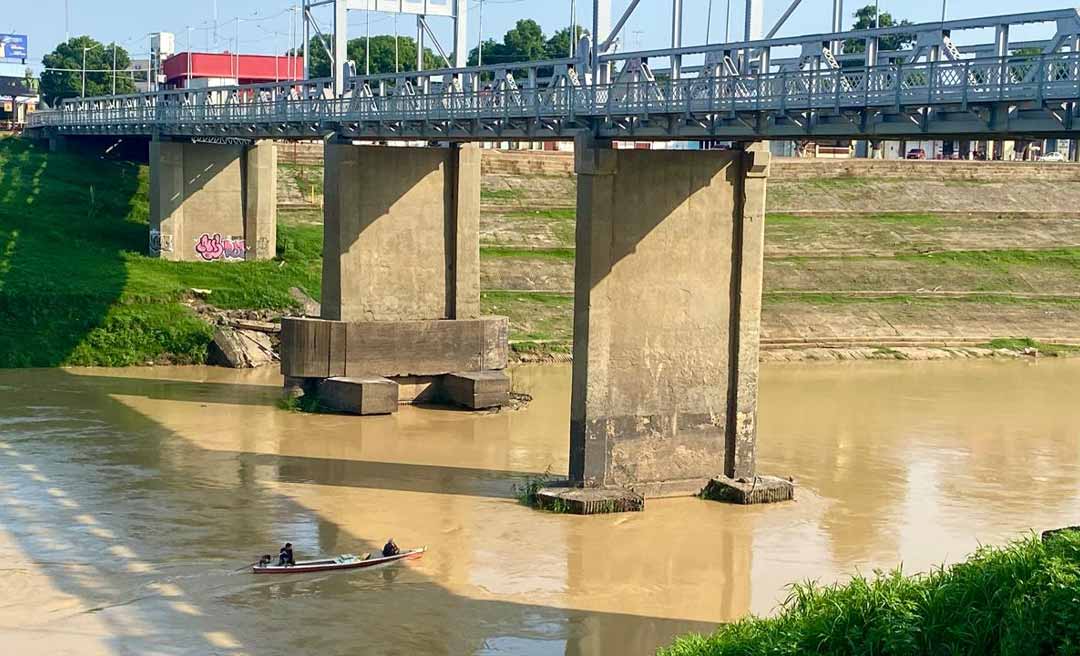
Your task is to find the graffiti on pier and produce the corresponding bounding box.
[149,229,173,255]
[195,233,248,261]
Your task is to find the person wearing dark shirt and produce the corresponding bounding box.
[382,538,400,557]
[278,542,295,566]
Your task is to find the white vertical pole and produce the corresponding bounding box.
[453,0,469,68]
[671,0,683,79]
[302,2,310,79]
[333,0,347,95]
[832,0,844,53]
[591,0,611,78]
[113,44,118,94]
[365,9,370,76]
[744,0,763,40]
[417,15,424,73]
[725,0,731,41]
[478,0,485,67]
[706,0,713,43]
[570,0,577,57]
[186,28,193,87]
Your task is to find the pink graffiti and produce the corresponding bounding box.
[195,233,248,261]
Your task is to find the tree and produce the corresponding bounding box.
[41,36,135,105]
[300,34,440,78]
[503,20,547,61]
[545,26,589,60]
[844,5,916,55]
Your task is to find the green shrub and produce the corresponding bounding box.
[661,532,1080,656]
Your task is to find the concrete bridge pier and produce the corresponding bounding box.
[148,139,277,262]
[280,141,509,413]
[543,136,790,511]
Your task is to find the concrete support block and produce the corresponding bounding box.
[702,475,794,505]
[321,142,481,322]
[444,371,510,409]
[280,317,508,379]
[535,487,645,515]
[569,135,770,495]
[318,376,399,415]
[148,139,276,262]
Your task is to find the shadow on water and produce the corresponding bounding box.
[0,369,715,655]
[0,136,143,367]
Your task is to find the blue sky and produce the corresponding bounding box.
[4,0,1074,69]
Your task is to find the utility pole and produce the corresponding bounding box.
[365,8,370,76]
[570,0,577,57]
[478,0,484,67]
[706,0,713,43]
[112,44,117,95]
[81,46,87,96]
[65,0,70,41]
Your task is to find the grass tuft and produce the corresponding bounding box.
[660,531,1080,656]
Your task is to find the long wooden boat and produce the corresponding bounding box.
[252,548,426,574]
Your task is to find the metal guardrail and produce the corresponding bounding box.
[27,9,1080,140]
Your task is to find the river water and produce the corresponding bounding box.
[1,359,1078,655]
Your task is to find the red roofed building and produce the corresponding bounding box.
[161,52,304,89]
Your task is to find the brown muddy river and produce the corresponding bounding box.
[1,360,1078,655]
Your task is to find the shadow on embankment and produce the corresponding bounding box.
[0,136,143,367]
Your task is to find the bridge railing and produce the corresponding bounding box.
[26,52,1080,133]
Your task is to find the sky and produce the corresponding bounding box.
[3,0,1074,71]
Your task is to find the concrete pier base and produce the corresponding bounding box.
[279,141,508,411]
[702,476,795,505]
[149,139,276,262]
[535,486,645,515]
[318,376,399,415]
[444,371,511,409]
[567,137,772,507]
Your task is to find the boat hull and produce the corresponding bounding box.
[252,548,425,574]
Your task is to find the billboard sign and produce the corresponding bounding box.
[0,34,28,60]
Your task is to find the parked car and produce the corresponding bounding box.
[1038,151,1066,162]
[906,148,927,159]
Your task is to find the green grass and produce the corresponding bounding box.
[480,246,576,261]
[508,208,576,221]
[766,212,943,227]
[764,292,1080,307]
[0,137,323,367]
[660,531,1080,656]
[897,247,1080,269]
[985,337,1080,356]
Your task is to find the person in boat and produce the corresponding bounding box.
[278,543,295,566]
[382,538,400,557]
[258,554,273,568]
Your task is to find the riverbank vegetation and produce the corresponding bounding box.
[660,531,1080,656]
[0,137,321,367]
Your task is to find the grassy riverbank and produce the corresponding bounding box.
[0,137,321,367]
[660,531,1080,656]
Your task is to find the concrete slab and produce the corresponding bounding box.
[535,486,645,515]
[702,475,795,505]
[280,317,508,379]
[318,376,399,416]
[444,371,510,409]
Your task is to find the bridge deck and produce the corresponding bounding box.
[27,9,1080,141]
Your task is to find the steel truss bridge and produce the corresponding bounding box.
[27,8,1080,141]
